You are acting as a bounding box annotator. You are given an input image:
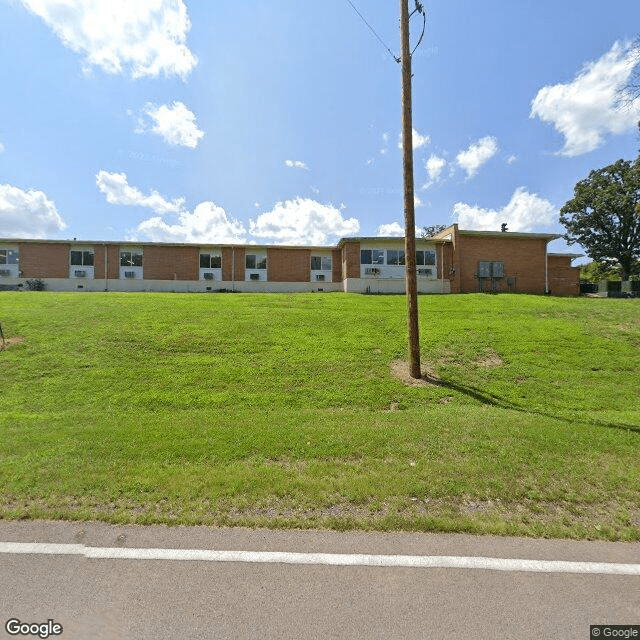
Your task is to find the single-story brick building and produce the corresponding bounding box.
[0,224,580,295]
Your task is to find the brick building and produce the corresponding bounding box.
[0,224,580,295]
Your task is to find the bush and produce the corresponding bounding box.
[25,279,45,291]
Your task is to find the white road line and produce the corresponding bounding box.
[1,541,639,575]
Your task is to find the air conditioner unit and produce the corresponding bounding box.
[74,270,86,277]
[417,269,432,276]
[0,269,10,277]
[365,267,380,276]
[203,272,214,280]
[315,274,325,281]
[249,273,260,281]
[124,271,136,279]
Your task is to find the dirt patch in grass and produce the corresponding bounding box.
[390,359,440,387]
[0,337,24,351]
[473,349,504,367]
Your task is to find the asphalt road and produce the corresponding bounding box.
[0,520,638,639]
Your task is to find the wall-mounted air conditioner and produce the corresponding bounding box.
[365,267,380,276]
[315,274,325,281]
[249,273,260,280]
[203,272,214,280]
[417,269,432,276]
[0,269,10,277]
[124,271,136,278]
[74,270,86,277]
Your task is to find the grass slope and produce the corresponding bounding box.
[0,292,638,540]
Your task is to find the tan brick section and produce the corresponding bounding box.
[267,248,310,282]
[331,249,341,283]
[453,233,548,294]
[342,242,360,280]
[143,245,199,281]
[19,242,70,278]
[548,256,580,296]
[222,247,245,283]
[436,242,454,281]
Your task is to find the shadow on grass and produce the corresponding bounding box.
[438,377,640,435]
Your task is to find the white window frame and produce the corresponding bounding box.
[119,248,144,280]
[0,246,20,278]
[245,253,267,281]
[69,248,95,279]
[199,251,222,281]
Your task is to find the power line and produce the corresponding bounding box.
[345,0,400,63]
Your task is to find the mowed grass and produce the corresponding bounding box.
[0,291,639,540]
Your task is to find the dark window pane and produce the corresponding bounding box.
[360,250,372,264]
[398,250,405,265]
[478,261,492,277]
[200,254,210,268]
[321,257,331,271]
[246,254,256,269]
[387,250,398,265]
[492,261,504,277]
[256,257,267,270]
[120,252,131,267]
[311,256,321,270]
[83,251,94,266]
[424,251,436,266]
[132,253,143,267]
[70,251,83,265]
[416,251,424,266]
[372,250,385,265]
[0,250,7,265]
[7,250,18,265]
[210,255,221,269]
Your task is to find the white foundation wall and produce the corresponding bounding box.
[2,277,449,294]
[1,278,342,293]
[343,277,451,294]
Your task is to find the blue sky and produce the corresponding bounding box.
[1,0,639,257]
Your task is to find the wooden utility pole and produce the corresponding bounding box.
[400,0,421,378]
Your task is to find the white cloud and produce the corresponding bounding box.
[96,170,184,214]
[379,132,390,155]
[136,202,247,243]
[0,142,4,154]
[456,136,498,179]
[0,183,67,238]
[424,154,446,186]
[19,0,197,79]
[376,222,421,237]
[414,194,423,208]
[139,102,204,149]
[398,128,430,150]
[249,198,359,245]
[530,41,640,156]
[284,160,309,170]
[506,154,517,165]
[453,187,555,232]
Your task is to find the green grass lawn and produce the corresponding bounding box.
[1,291,639,540]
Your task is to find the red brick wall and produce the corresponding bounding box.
[453,234,548,294]
[332,249,342,283]
[548,256,580,296]
[94,244,119,280]
[342,242,360,279]
[267,248,311,282]
[435,243,454,281]
[143,245,199,281]
[19,242,70,278]
[222,247,245,282]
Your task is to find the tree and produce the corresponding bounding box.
[421,224,446,238]
[560,158,640,280]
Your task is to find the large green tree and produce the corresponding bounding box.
[560,158,640,280]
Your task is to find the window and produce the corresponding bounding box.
[416,250,435,266]
[70,250,94,266]
[360,249,384,265]
[387,250,405,266]
[120,251,143,267]
[246,254,266,269]
[200,253,221,269]
[0,249,19,265]
[478,261,504,277]
[311,256,331,270]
